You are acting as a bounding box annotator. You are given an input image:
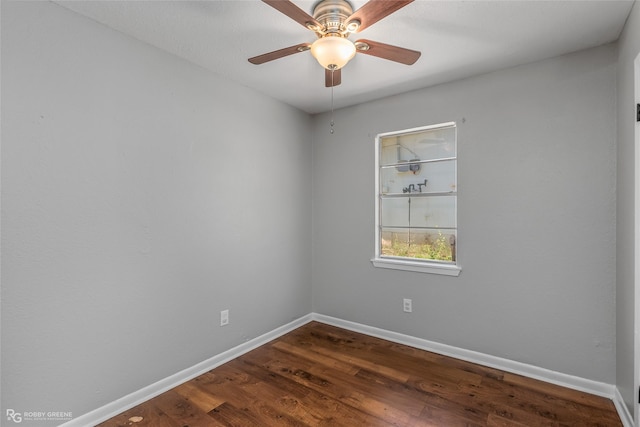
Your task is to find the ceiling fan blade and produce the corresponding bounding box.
[355,39,421,65]
[248,43,311,65]
[262,0,322,31]
[347,0,414,33]
[325,68,342,87]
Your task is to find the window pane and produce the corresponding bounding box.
[380,195,456,229]
[407,195,456,229]
[380,160,456,194]
[380,228,456,263]
[380,125,456,167]
[380,197,411,227]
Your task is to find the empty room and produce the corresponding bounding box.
[2,0,640,426]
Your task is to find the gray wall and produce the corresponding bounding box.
[616,0,640,418]
[312,44,618,384]
[1,1,311,422]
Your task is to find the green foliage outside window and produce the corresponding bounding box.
[381,231,453,262]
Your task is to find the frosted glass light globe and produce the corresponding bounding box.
[310,36,356,70]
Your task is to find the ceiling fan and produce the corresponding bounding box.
[248,0,421,87]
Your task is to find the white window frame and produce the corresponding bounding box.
[372,122,461,276]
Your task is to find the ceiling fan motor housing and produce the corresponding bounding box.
[312,0,356,35]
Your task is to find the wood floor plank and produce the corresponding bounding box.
[151,389,222,427]
[96,401,180,427]
[253,333,493,426]
[241,345,407,424]
[280,339,414,384]
[358,368,489,426]
[503,372,618,411]
[471,374,622,427]
[486,413,535,427]
[173,381,226,413]
[98,322,623,427]
[193,366,309,427]
[208,401,281,427]
[236,355,395,426]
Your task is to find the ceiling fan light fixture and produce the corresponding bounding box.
[310,35,356,70]
[345,19,360,33]
[354,41,370,51]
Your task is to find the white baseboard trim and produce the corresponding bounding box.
[312,313,635,426]
[62,312,634,427]
[613,387,636,427]
[61,314,313,427]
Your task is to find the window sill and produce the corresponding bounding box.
[371,257,461,276]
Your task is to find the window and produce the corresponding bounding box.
[372,122,460,276]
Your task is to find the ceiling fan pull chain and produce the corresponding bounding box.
[330,68,335,134]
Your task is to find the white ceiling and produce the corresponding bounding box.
[55,0,634,114]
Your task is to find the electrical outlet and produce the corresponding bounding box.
[220,309,229,326]
[403,298,412,313]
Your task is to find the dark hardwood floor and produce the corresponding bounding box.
[98,321,623,426]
